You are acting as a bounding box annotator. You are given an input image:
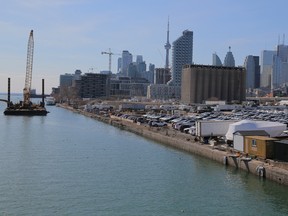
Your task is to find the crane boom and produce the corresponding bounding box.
[23,30,34,105]
[101,48,120,73]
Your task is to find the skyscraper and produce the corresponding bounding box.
[244,55,260,89]
[168,30,193,87]
[260,43,288,91]
[260,50,276,88]
[136,55,143,64]
[272,44,288,90]
[120,50,132,76]
[272,55,282,90]
[128,63,138,78]
[277,44,288,62]
[137,61,146,75]
[212,53,222,66]
[224,46,235,67]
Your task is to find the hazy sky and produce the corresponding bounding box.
[0,0,287,93]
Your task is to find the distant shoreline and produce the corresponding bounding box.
[0,93,22,95]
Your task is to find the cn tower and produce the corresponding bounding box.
[164,18,171,69]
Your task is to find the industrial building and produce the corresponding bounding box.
[181,64,246,104]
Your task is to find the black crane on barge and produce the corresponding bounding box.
[4,30,48,116]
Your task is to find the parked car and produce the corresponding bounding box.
[160,115,178,122]
[183,126,196,135]
[136,117,145,123]
[174,119,194,130]
[150,121,168,127]
[179,122,195,132]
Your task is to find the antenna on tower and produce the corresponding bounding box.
[283,34,285,45]
[164,16,171,69]
[168,15,170,32]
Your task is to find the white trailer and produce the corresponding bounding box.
[214,104,242,111]
[195,120,238,140]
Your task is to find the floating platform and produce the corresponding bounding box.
[30,94,49,98]
[4,108,49,116]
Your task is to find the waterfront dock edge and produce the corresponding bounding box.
[58,104,288,186]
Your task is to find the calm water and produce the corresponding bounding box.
[0,95,288,216]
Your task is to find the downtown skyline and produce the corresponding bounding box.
[0,0,288,93]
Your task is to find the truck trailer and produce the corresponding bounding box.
[195,120,238,142]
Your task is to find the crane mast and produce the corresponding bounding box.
[23,30,34,105]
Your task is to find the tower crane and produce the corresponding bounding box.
[101,48,120,73]
[23,30,34,106]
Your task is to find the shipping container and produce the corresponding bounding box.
[273,140,288,162]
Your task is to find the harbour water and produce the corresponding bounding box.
[0,94,288,215]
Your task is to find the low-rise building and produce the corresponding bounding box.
[110,77,149,98]
[147,84,180,100]
[244,136,278,159]
[233,130,269,152]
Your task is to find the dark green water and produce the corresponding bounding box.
[0,96,288,215]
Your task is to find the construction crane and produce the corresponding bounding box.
[101,48,120,73]
[3,30,48,115]
[23,30,34,106]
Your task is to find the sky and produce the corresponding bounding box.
[0,0,288,94]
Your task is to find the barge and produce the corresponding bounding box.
[3,31,49,117]
[4,107,48,116]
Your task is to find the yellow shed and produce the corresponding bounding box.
[244,136,278,159]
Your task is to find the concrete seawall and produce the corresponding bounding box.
[58,104,288,186]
